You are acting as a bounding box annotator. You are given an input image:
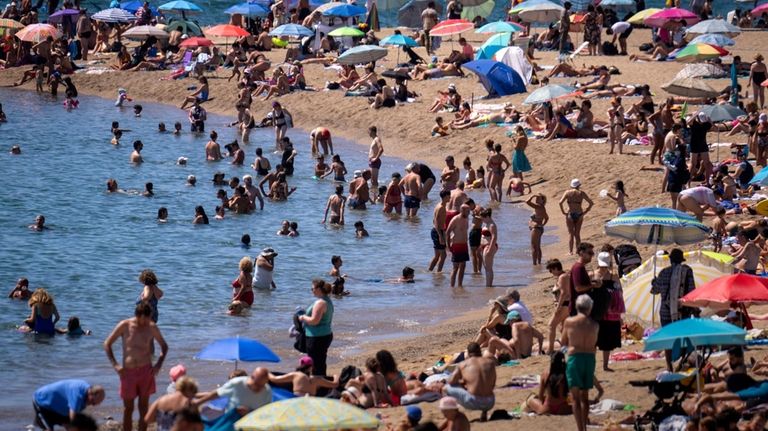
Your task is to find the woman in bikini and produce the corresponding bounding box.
[608,96,625,154]
[376,350,408,405]
[269,173,296,201]
[479,208,498,287]
[486,142,510,203]
[469,204,484,274]
[749,53,767,109]
[526,193,549,266]
[523,352,572,416]
[252,147,271,176]
[270,102,291,149]
[558,179,594,254]
[345,358,392,408]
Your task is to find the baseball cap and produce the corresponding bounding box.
[169,364,186,382]
[505,310,521,324]
[406,405,422,422]
[439,396,459,410]
[299,356,313,368]
[570,178,581,188]
[597,252,612,268]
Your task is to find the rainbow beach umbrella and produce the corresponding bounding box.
[627,7,660,25]
[235,397,380,431]
[674,42,728,63]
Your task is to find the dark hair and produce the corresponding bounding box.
[176,407,203,425]
[241,234,251,245]
[615,180,626,197]
[135,301,153,317]
[548,351,568,397]
[67,316,81,332]
[312,278,331,295]
[335,185,344,195]
[439,190,451,199]
[563,1,571,9]
[365,357,380,372]
[331,255,342,266]
[402,266,415,278]
[256,147,263,156]
[139,269,158,285]
[545,259,563,271]
[133,140,142,150]
[467,342,482,357]
[375,350,398,374]
[577,242,594,253]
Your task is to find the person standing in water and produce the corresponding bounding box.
[429,190,450,272]
[479,208,498,287]
[526,193,548,266]
[402,166,422,218]
[252,248,278,290]
[130,141,144,164]
[322,184,347,225]
[558,179,593,254]
[136,269,163,323]
[447,204,471,288]
[368,126,384,201]
[104,302,169,431]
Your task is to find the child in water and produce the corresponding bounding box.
[133,105,143,117]
[315,155,329,178]
[398,267,415,283]
[383,173,403,215]
[57,316,91,336]
[173,122,183,135]
[111,129,122,146]
[241,234,251,248]
[354,221,369,238]
[376,186,387,204]
[158,122,167,132]
[8,278,31,300]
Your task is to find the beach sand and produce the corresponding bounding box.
[4,27,768,429]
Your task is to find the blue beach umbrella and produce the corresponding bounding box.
[269,23,314,37]
[475,20,524,34]
[120,0,159,15]
[322,3,367,17]
[379,33,418,47]
[463,60,526,97]
[750,166,768,186]
[604,206,711,245]
[688,33,735,47]
[337,44,388,65]
[158,0,202,18]
[195,336,281,369]
[643,318,746,353]
[224,2,269,17]
[523,84,576,105]
[476,32,511,60]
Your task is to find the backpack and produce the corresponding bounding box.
[338,365,362,388]
[602,42,618,56]
[613,244,642,277]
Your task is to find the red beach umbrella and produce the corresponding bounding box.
[681,273,768,309]
[429,19,474,37]
[179,36,213,47]
[204,24,250,38]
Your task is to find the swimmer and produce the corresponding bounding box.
[398,266,415,283]
[354,221,369,238]
[173,122,182,135]
[205,131,222,161]
[143,182,154,197]
[383,173,403,215]
[314,155,330,178]
[158,122,166,133]
[10,145,21,154]
[322,185,346,225]
[186,175,196,186]
[215,205,225,220]
[330,256,349,296]
[227,300,248,316]
[289,222,299,237]
[241,234,251,248]
[29,215,47,231]
[133,104,143,117]
[506,178,532,197]
[8,277,31,300]
[111,130,122,146]
[193,206,209,224]
[58,316,91,336]
[157,207,168,223]
[212,172,227,187]
[130,140,144,164]
[106,178,123,193]
[277,220,291,236]
[322,155,347,182]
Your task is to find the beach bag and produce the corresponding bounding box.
[292,311,307,353]
[602,42,618,56]
[338,365,362,389]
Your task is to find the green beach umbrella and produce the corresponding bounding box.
[328,26,365,37]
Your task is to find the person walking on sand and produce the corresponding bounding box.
[429,190,450,272]
[104,302,169,431]
[447,204,471,288]
[546,259,571,354]
[486,142,510,203]
[368,126,384,201]
[442,342,496,422]
[559,179,593,254]
[322,184,346,225]
[561,295,599,431]
[592,252,625,372]
[299,280,334,377]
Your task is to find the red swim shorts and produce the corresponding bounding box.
[451,243,470,263]
[120,364,156,400]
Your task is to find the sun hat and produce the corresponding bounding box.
[353,170,362,178]
[505,310,521,323]
[299,356,313,368]
[571,178,581,188]
[439,396,460,410]
[597,252,612,268]
[260,247,278,258]
[169,364,186,382]
[406,405,422,422]
[177,156,188,165]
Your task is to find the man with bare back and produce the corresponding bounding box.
[446,204,470,287]
[402,166,422,218]
[561,295,599,431]
[429,190,450,272]
[104,302,168,431]
[443,342,496,422]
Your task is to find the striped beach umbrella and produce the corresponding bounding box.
[674,42,728,63]
[523,84,576,105]
[92,8,138,22]
[517,0,564,23]
[605,207,711,245]
[337,44,388,65]
[0,18,24,30]
[429,19,474,37]
[15,24,61,42]
[627,7,660,25]
[686,19,741,37]
[123,24,169,40]
[268,23,313,37]
[235,397,380,431]
[622,251,731,324]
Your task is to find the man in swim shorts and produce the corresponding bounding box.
[561,295,599,431]
[310,127,334,155]
[443,342,496,422]
[323,184,346,225]
[368,126,384,201]
[429,190,450,272]
[446,181,468,228]
[348,170,372,210]
[402,166,422,218]
[104,302,169,431]
[447,204,471,287]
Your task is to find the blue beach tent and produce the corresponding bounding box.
[463,60,526,97]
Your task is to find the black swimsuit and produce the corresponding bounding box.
[754,71,767,86]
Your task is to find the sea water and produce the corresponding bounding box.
[0,88,550,425]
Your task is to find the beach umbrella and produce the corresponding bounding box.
[205,24,250,38]
[120,0,158,14]
[48,8,80,25]
[661,77,719,98]
[643,7,701,28]
[674,43,728,63]
[328,26,365,37]
[224,2,269,17]
[749,166,768,186]
[429,19,474,37]
[366,1,380,31]
[235,397,380,431]
[688,33,735,47]
[674,63,728,80]
[92,7,137,22]
[321,2,367,17]
[598,0,635,10]
[195,336,280,369]
[509,0,562,14]
[268,23,313,37]
[314,1,344,14]
[475,20,525,34]
[158,0,202,19]
[123,24,169,40]
[681,273,768,310]
[463,60,526,97]
[523,84,576,105]
[476,32,511,59]
[643,318,746,353]
[379,33,418,47]
[15,23,61,42]
[0,18,24,34]
[686,19,741,37]
[179,36,213,47]
[605,207,710,246]
[461,0,495,21]
[623,251,732,324]
[337,44,388,65]
[166,18,202,36]
[627,7,660,25]
[752,3,768,17]
[518,1,564,23]
[697,104,745,123]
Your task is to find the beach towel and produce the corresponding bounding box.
[589,399,626,415]
[203,407,241,431]
[503,374,539,389]
[400,391,441,405]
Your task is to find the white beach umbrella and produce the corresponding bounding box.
[518,1,564,23]
[661,77,719,98]
[123,25,170,40]
[92,8,138,23]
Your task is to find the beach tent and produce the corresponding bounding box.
[492,46,533,85]
[621,251,732,324]
[463,60,526,97]
[397,0,441,28]
[476,32,511,60]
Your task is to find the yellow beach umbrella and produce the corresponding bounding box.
[235,397,380,431]
[622,250,732,324]
[627,8,661,25]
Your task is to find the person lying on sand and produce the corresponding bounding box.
[452,106,521,130]
[268,356,338,396]
[410,59,464,81]
[629,43,671,62]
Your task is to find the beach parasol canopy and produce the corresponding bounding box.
[752,3,768,17]
[674,42,729,62]
[328,26,365,37]
[697,104,745,123]
[461,0,495,21]
[680,274,768,310]
[92,7,137,22]
[120,0,159,14]
[379,33,418,47]
[0,18,24,33]
[179,36,212,47]
[688,33,735,47]
[674,62,728,80]
[268,23,313,37]
[321,2,367,17]
[235,397,380,431]
[493,46,534,84]
[123,24,170,40]
[429,19,474,37]
[475,20,525,34]
[476,32,511,59]
[598,0,635,9]
[662,77,719,98]
[643,318,746,352]
[158,0,203,13]
[337,44,388,65]
[48,8,81,25]
[749,166,768,186]
[195,336,280,369]
[509,0,562,14]
[224,2,269,17]
[463,60,526,97]
[205,24,250,38]
[622,251,732,323]
[604,207,711,245]
[643,7,701,28]
[523,84,576,105]
[686,19,741,37]
[627,7,660,25]
[518,0,565,23]
[314,1,344,13]
[15,23,61,42]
